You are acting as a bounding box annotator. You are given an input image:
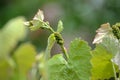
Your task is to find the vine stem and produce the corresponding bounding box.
[43,21,55,33]
[39,22,69,60]
[49,27,55,33]
[61,44,69,60]
[54,32,69,60]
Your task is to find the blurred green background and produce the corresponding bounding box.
[0,0,120,51]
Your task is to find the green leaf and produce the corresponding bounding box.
[46,38,92,80]
[57,20,63,33]
[45,33,55,59]
[91,45,118,80]
[68,38,92,80]
[0,17,26,57]
[38,53,48,80]
[47,54,67,80]
[47,54,80,80]
[0,59,13,80]
[101,36,120,70]
[13,43,36,75]
[101,36,120,56]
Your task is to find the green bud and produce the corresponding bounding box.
[112,23,120,39]
[54,32,64,45]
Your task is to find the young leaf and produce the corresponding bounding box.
[33,9,44,21]
[68,38,92,80]
[45,33,55,59]
[0,17,26,57]
[93,23,120,71]
[29,20,43,31]
[99,34,120,70]
[13,43,36,75]
[57,20,63,33]
[25,9,51,31]
[91,45,118,80]
[93,23,112,44]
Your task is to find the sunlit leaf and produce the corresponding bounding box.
[93,22,120,72]
[0,17,26,57]
[91,45,118,80]
[99,32,120,70]
[13,43,36,75]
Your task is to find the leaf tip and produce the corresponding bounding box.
[33,9,44,21]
